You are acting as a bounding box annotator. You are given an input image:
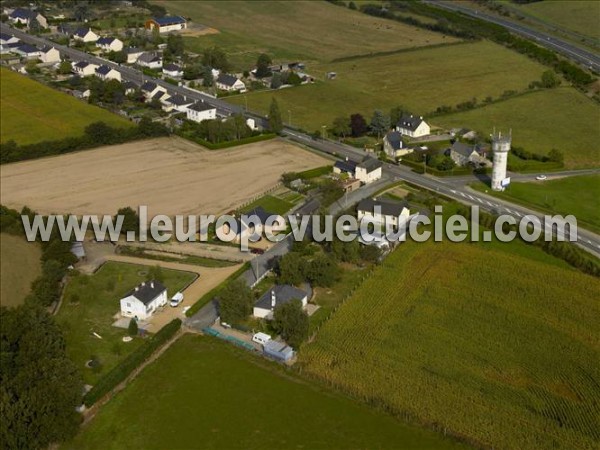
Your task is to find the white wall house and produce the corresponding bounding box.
[125,47,144,63]
[449,141,489,167]
[40,46,61,63]
[95,65,121,82]
[9,8,48,29]
[96,36,123,53]
[357,197,410,227]
[162,94,193,113]
[73,28,99,43]
[396,114,430,138]
[120,280,167,321]
[137,52,162,69]
[13,44,41,59]
[383,130,413,159]
[140,81,166,100]
[162,63,183,78]
[72,61,98,76]
[0,33,20,46]
[355,158,382,184]
[186,100,217,123]
[215,73,246,92]
[253,285,308,320]
[145,16,187,33]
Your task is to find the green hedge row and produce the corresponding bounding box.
[185,133,277,150]
[185,262,250,317]
[297,165,333,180]
[83,318,182,407]
[399,159,472,177]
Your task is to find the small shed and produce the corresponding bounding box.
[263,340,295,361]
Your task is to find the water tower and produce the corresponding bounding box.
[491,129,511,191]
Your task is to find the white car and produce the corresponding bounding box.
[169,292,184,307]
[536,175,547,181]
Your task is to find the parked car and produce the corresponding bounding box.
[536,174,547,181]
[169,292,184,307]
[250,248,265,255]
[252,332,272,346]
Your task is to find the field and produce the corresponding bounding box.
[155,0,457,69]
[229,41,547,131]
[472,174,600,233]
[64,334,467,450]
[299,240,600,450]
[0,233,41,307]
[0,137,329,216]
[437,88,600,169]
[0,68,132,145]
[56,261,196,384]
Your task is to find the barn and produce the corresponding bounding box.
[145,16,187,33]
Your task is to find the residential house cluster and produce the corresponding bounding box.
[333,157,383,185]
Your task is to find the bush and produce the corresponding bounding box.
[128,318,138,336]
[83,318,182,406]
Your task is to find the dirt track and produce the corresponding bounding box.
[0,136,328,216]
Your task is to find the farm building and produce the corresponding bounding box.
[137,52,163,69]
[8,8,48,29]
[162,63,183,78]
[355,158,382,184]
[95,65,121,82]
[263,340,295,361]
[120,280,167,321]
[215,73,246,92]
[383,130,413,159]
[253,284,308,320]
[73,28,99,43]
[186,100,217,123]
[96,36,123,53]
[40,46,60,63]
[396,114,430,138]
[145,16,187,33]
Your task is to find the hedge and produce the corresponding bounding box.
[83,318,182,407]
[399,158,472,177]
[184,133,277,150]
[297,165,333,180]
[185,262,250,317]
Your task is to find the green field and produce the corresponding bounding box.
[241,194,294,216]
[0,69,132,145]
[229,41,547,131]
[56,262,196,384]
[0,233,41,307]
[156,0,457,69]
[64,334,467,450]
[472,174,600,233]
[437,88,600,168]
[299,240,600,450]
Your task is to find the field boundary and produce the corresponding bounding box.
[330,40,472,63]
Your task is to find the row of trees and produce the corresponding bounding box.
[332,107,406,139]
[180,114,255,144]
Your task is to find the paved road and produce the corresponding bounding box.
[5,24,599,257]
[425,0,600,72]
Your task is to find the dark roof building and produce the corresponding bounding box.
[357,197,409,217]
[384,130,403,151]
[95,65,112,75]
[255,285,308,311]
[15,44,39,54]
[357,157,382,172]
[151,16,186,26]
[216,73,239,87]
[141,81,158,92]
[10,8,38,20]
[125,280,166,305]
[188,101,215,112]
[334,159,358,173]
[166,94,191,106]
[396,114,425,132]
[163,63,182,72]
[96,36,117,46]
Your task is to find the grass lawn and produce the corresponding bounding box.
[436,88,600,169]
[0,233,41,307]
[56,261,196,385]
[156,0,457,69]
[0,68,132,145]
[229,40,547,131]
[241,194,295,215]
[300,240,600,450]
[64,334,467,450]
[471,174,600,233]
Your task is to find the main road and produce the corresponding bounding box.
[424,0,600,72]
[3,24,599,257]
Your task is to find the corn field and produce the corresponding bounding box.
[299,240,600,450]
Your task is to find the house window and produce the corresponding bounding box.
[127,302,131,307]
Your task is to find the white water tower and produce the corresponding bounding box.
[491,129,511,191]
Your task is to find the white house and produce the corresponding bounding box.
[396,114,430,138]
[162,94,193,113]
[162,63,183,78]
[96,36,123,53]
[72,61,98,76]
[357,197,410,227]
[383,130,413,159]
[95,64,121,82]
[0,33,19,46]
[215,73,246,92]
[137,52,162,69]
[9,8,48,29]
[186,100,217,123]
[73,28,99,43]
[145,16,187,33]
[125,47,144,63]
[140,81,166,100]
[253,285,308,320]
[123,81,139,95]
[119,280,167,321]
[39,46,61,63]
[13,44,41,59]
[355,158,382,184]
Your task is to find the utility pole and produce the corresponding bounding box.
[288,110,292,126]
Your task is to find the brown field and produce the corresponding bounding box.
[0,137,329,216]
[0,233,41,307]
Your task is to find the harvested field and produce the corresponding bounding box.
[0,137,328,216]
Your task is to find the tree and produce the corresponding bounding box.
[110,50,126,64]
[128,318,138,336]
[270,72,283,89]
[272,300,309,349]
[305,254,338,287]
[201,65,214,87]
[166,34,184,57]
[57,60,72,75]
[255,53,272,78]
[541,70,560,88]
[350,113,367,137]
[84,121,116,144]
[370,109,390,138]
[349,1,357,9]
[0,306,83,450]
[268,97,283,133]
[146,265,164,283]
[219,279,254,323]
[115,207,139,234]
[359,244,381,263]
[332,116,350,138]
[277,252,305,285]
[389,105,405,126]
[286,71,302,86]
[548,148,564,164]
[202,46,229,72]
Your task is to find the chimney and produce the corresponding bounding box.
[151,281,154,289]
[419,116,423,120]
[141,282,145,287]
[345,156,348,162]
[271,290,276,310]
[135,286,139,292]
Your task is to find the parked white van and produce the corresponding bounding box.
[169,292,184,307]
[252,332,272,346]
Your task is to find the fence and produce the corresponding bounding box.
[235,182,283,211]
[203,327,256,351]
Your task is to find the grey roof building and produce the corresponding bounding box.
[255,284,308,312]
[124,280,166,305]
